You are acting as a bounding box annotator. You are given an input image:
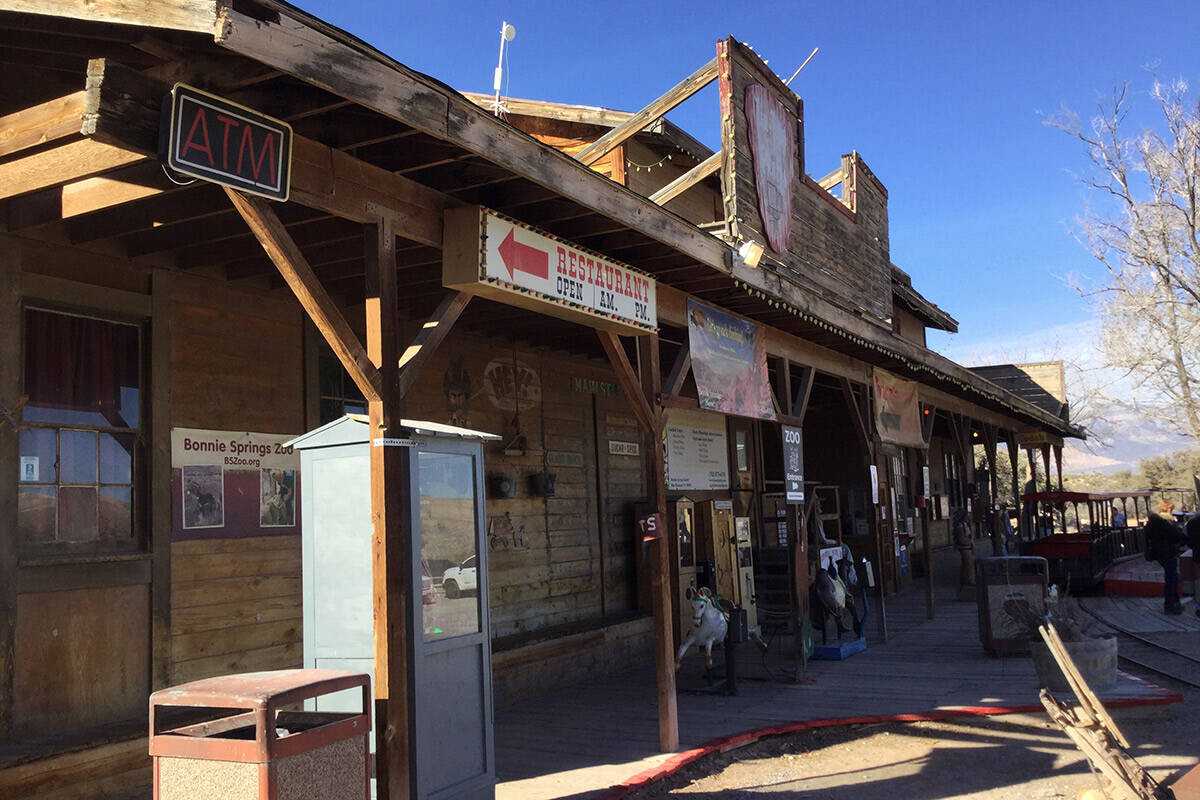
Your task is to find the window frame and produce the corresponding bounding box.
[18,304,148,559]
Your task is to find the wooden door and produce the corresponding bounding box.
[593,393,644,615]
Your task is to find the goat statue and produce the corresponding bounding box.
[675,586,729,671]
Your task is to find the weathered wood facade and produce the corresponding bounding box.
[0,5,1080,799]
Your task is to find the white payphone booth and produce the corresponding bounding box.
[291,415,500,800]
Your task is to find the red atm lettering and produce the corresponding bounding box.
[238,125,277,185]
[216,114,242,171]
[179,107,214,165]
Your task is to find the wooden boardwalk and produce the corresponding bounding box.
[494,550,1179,800]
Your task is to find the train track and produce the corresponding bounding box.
[1079,600,1200,689]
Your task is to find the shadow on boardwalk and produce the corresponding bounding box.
[494,545,1176,800]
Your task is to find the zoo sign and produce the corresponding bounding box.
[443,206,658,334]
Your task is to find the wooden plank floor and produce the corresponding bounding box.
[494,547,1178,800]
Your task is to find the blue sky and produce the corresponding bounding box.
[296,0,1196,372]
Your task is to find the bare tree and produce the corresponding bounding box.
[1050,79,1200,443]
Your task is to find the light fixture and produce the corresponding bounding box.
[736,239,764,268]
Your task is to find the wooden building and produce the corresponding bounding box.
[0,2,1080,798]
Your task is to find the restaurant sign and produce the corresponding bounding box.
[444,207,657,334]
[162,84,293,201]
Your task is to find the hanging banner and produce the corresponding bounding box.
[687,299,776,421]
[171,428,300,540]
[872,369,924,448]
[782,424,804,504]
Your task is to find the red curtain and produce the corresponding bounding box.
[23,309,139,425]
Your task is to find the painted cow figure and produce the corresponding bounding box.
[675,586,729,671]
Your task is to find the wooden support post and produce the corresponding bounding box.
[983,425,1001,557]
[364,216,415,800]
[0,239,19,737]
[1041,444,1052,493]
[150,269,172,691]
[225,188,383,402]
[1004,430,1023,541]
[649,151,721,205]
[919,406,935,619]
[1053,443,1066,533]
[630,334,678,753]
[1027,446,1041,538]
[920,450,934,620]
[575,58,719,166]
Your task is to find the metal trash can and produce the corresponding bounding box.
[149,669,370,800]
[976,556,1049,655]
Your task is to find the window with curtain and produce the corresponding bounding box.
[18,308,142,553]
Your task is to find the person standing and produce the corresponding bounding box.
[1187,512,1200,618]
[1147,499,1187,615]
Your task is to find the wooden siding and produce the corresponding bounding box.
[399,332,648,640]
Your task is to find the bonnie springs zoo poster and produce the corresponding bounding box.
[170,428,300,540]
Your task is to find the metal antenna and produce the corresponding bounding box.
[785,47,819,86]
[490,21,516,116]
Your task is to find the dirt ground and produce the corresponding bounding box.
[630,675,1200,799]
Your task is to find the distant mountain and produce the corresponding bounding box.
[1063,401,1194,474]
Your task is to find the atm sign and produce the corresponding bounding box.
[164,84,292,201]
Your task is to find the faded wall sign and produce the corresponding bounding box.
[745,83,796,254]
[483,358,541,412]
[687,299,775,421]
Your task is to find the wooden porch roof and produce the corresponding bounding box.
[0,0,1080,438]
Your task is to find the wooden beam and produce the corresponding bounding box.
[839,377,871,456]
[0,0,220,33]
[82,58,165,154]
[792,365,815,423]
[363,215,414,800]
[663,343,691,399]
[224,187,383,402]
[215,7,729,270]
[72,58,450,247]
[777,357,793,417]
[649,151,721,205]
[394,291,471,400]
[635,333,679,754]
[597,331,656,436]
[0,138,145,201]
[575,58,718,167]
[0,89,85,158]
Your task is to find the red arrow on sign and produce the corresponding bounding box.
[497,228,549,280]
